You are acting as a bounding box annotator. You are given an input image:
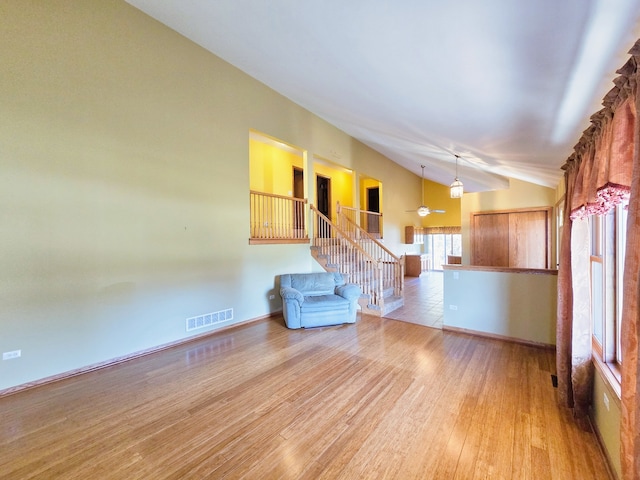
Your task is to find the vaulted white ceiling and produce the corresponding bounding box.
[127,0,640,191]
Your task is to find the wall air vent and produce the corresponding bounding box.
[186,308,233,332]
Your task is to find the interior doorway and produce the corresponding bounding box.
[366,186,380,235]
[316,175,331,237]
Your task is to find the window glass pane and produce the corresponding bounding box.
[451,234,462,256]
[432,235,445,270]
[426,233,462,270]
[591,260,604,345]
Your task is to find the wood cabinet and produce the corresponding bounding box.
[470,207,551,268]
[405,226,425,244]
[447,255,462,264]
[471,213,510,266]
[405,254,429,276]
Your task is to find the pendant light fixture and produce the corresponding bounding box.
[450,154,464,198]
[406,164,447,216]
[417,165,430,216]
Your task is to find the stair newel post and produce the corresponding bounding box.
[397,255,405,297]
[374,259,383,309]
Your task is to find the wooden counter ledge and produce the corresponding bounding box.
[442,264,558,275]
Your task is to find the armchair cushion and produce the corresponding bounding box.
[335,284,362,302]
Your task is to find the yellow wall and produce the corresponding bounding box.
[313,160,354,218]
[249,138,303,195]
[460,179,557,264]
[0,0,419,391]
[360,177,382,211]
[421,178,462,227]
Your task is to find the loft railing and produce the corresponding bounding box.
[336,204,403,298]
[337,203,383,238]
[249,190,308,244]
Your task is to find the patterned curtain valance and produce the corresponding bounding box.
[423,226,461,234]
[563,42,639,220]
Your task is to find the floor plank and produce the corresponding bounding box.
[0,274,612,479]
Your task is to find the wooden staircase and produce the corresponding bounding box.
[310,205,404,316]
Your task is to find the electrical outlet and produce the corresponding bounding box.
[449,305,458,311]
[603,392,610,411]
[3,350,21,360]
[453,272,459,280]
[268,294,275,300]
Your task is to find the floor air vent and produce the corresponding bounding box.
[186,308,233,332]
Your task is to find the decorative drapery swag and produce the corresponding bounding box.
[565,55,637,220]
[559,39,640,480]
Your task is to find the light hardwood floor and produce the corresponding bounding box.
[1,277,611,479]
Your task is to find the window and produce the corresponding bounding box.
[589,199,628,389]
[424,233,461,270]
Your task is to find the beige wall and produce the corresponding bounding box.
[0,0,420,391]
[460,179,557,264]
[443,268,557,345]
[592,370,622,479]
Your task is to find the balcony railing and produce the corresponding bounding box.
[249,190,308,244]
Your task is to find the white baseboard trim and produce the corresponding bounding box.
[442,325,556,350]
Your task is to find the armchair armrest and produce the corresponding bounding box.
[335,284,361,302]
[280,286,304,305]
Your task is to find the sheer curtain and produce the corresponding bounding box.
[558,40,639,478]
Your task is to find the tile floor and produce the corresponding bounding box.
[382,270,444,328]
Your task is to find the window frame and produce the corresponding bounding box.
[589,204,627,398]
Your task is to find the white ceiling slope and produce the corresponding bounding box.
[127,0,640,191]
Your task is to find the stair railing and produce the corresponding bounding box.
[310,205,385,311]
[336,204,404,298]
[337,203,383,238]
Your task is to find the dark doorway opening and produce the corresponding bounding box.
[316,175,331,237]
[367,186,380,235]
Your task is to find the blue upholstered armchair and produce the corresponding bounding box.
[279,272,362,329]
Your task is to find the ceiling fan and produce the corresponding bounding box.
[406,165,446,217]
